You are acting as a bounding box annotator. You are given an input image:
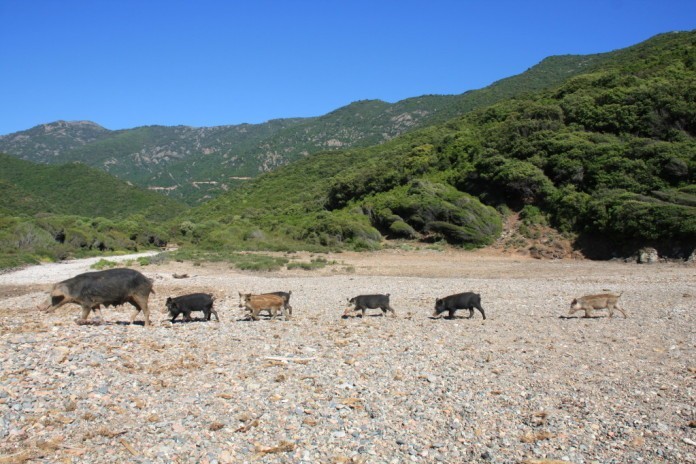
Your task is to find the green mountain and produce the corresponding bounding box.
[180,30,696,259]
[0,153,187,220]
[0,153,190,268]
[2,31,693,265]
[0,48,612,204]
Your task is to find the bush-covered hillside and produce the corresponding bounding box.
[0,46,611,204]
[181,31,696,258]
[0,154,187,220]
[0,154,186,268]
[1,31,693,268]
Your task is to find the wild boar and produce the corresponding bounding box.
[569,292,626,318]
[268,291,293,316]
[343,293,396,318]
[434,292,486,319]
[44,268,154,325]
[239,293,287,321]
[166,293,218,322]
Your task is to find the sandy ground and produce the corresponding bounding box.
[0,250,694,463]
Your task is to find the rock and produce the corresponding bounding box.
[687,249,696,263]
[637,247,659,264]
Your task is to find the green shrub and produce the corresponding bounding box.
[389,220,418,238]
[590,192,696,242]
[300,211,382,248]
[91,259,119,270]
[475,156,556,207]
[287,257,329,271]
[363,180,502,247]
[519,205,548,226]
[11,222,55,252]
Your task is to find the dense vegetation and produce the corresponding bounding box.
[0,154,186,268]
[0,49,610,204]
[0,31,694,269]
[180,31,696,258]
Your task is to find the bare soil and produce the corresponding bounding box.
[0,250,694,463]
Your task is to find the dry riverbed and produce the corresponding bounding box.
[0,249,694,463]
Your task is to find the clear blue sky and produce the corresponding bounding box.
[1,0,694,135]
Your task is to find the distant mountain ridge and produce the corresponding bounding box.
[0,49,612,204]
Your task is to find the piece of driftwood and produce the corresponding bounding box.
[119,439,138,456]
[263,356,316,363]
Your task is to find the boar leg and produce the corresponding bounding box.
[448,309,456,319]
[475,304,486,320]
[616,303,627,318]
[611,302,628,318]
[79,305,91,322]
[209,307,220,321]
[128,296,151,326]
[91,305,104,321]
[129,308,141,324]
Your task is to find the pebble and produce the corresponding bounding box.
[0,256,693,463]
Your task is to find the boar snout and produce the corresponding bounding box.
[37,298,52,312]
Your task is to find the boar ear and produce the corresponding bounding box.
[166,297,172,303]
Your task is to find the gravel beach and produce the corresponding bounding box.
[0,250,694,463]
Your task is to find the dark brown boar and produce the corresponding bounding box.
[44,268,154,326]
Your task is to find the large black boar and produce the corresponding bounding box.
[344,294,396,318]
[434,292,486,319]
[44,268,155,325]
[166,293,218,322]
